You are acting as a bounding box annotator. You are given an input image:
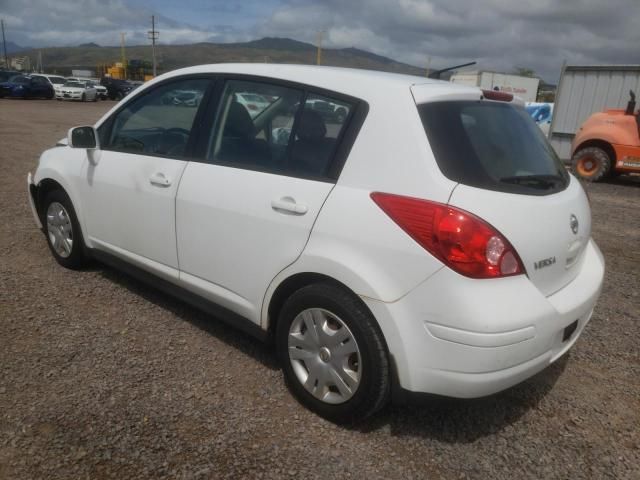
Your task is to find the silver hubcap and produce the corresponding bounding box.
[288,308,361,404]
[46,202,73,258]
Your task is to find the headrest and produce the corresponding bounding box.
[224,101,255,138]
[297,110,327,142]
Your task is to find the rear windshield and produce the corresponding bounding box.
[419,101,568,195]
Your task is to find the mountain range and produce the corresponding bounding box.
[4,37,427,77]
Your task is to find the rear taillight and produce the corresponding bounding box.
[371,192,524,279]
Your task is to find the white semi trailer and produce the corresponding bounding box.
[450,71,540,103]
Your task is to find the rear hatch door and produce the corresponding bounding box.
[417,96,590,296]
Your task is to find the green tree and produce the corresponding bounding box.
[513,66,536,78]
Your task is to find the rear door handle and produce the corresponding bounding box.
[149,172,171,187]
[271,196,308,215]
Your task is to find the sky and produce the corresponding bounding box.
[1,0,639,83]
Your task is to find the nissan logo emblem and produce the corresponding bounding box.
[570,214,579,235]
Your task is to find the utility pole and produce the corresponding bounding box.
[1,19,8,69]
[120,32,127,79]
[148,15,159,77]
[316,30,324,65]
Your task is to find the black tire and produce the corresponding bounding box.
[571,146,611,182]
[42,189,87,269]
[81,93,86,102]
[116,91,124,100]
[92,94,98,102]
[276,283,390,424]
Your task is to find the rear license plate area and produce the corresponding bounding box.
[562,320,578,342]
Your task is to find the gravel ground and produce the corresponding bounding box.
[1,99,639,480]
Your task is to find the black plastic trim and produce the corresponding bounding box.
[88,248,269,342]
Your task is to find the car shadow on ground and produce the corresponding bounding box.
[96,264,280,372]
[359,354,569,442]
[94,261,568,441]
[602,174,640,187]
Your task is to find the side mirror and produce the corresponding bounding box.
[67,126,99,149]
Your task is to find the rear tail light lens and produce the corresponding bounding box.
[482,89,514,102]
[371,192,525,278]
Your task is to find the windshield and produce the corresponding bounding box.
[418,101,568,195]
[64,82,83,88]
[11,76,30,84]
[49,76,66,84]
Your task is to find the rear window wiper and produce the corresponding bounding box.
[499,174,563,189]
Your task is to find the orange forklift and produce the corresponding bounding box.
[571,90,640,181]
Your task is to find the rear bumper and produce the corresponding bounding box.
[363,239,605,398]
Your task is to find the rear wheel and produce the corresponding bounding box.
[42,189,87,269]
[571,146,611,181]
[276,283,390,424]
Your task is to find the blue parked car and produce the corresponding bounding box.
[0,75,54,99]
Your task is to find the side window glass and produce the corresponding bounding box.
[290,94,352,177]
[208,80,303,171]
[105,78,209,157]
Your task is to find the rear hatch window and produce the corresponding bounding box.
[419,101,568,195]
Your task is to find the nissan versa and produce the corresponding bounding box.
[27,64,605,423]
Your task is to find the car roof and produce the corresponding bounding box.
[156,63,479,102]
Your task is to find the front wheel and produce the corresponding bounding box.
[81,93,86,102]
[276,283,390,424]
[42,189,87,269]
[571,146,611,181]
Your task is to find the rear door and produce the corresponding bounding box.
[176,78,357,323]
[418,97,590,296]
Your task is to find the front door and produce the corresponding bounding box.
[83,77,212,280]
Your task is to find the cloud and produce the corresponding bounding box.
[1,0,639,82]
[0,0,223,47]
[256,0,640,82]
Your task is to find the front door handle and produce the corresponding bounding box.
[271,196,308,215]
[149,172,171,187]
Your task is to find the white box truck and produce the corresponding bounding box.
[450,71,540,103]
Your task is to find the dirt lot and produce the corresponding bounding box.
[1,99,638,479]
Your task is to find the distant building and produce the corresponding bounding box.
[10,56,31,71]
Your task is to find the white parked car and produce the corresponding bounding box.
[27,64,604,423]
[235,91,271,117]
[67,77,108,100]
[56,80,98,102]
[30,74,67,96]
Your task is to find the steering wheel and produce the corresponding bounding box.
[160,127,191,156]
[164,127,190,138]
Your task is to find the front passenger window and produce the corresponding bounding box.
[105,79,209,157]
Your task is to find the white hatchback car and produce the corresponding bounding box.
[28,64,604,423]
